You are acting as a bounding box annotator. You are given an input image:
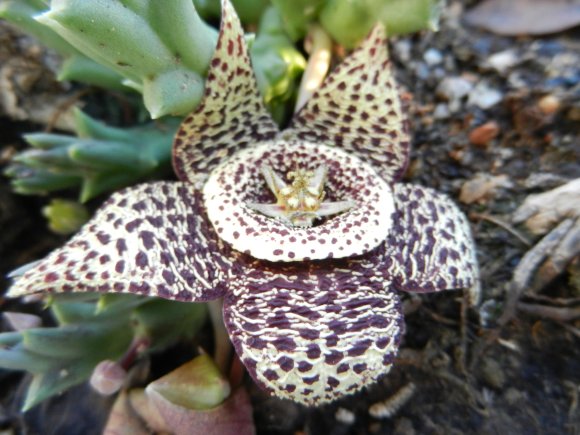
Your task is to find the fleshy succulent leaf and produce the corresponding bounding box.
[7,182,236,302]
[0,0,127,90]
[319,0,441,49]
[35,0,218,118]
[146,354,230,410]
[250,6,307,123]
[148,385,255,435]
[383,184,480,302]
[224,255,404,406]
[287,24,410,183]
[6,111,179,201]
[173,0,279,188]
[42,199,90,235]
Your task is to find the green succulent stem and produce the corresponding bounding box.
[207,299,232,375]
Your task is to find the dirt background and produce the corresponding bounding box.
[1,1,579,434]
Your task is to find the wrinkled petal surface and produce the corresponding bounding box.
[287,25,410,183]
[224,255,404,406]
[173,0,278,188]
[8,182,235,302]
[383,184,479,295]
[204,140,395,261]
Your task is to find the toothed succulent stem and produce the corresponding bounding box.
[5,110,179,202]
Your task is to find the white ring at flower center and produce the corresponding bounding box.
[203,140,394,262]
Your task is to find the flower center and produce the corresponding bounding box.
[247,165,355,227]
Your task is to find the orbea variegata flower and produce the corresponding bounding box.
[8,0,478,405]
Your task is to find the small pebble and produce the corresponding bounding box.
[436,76,473,101]
[335,407,356,424]
[486,49,519,73]
[537,95,560,115]
[433,103,451,119]
[423,48,443,66]
[468,82,503,109]
[469,121,500,147]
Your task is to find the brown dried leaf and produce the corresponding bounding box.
[513,178,580,234]
[464,0,580,36]
[459,173,513,204]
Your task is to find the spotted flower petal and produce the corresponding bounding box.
[7,182,235,302]
[203,140,395,261]
[173,0,279,188]
[223,256,404,406]
[383,184,479,295]
[287,25,410,182]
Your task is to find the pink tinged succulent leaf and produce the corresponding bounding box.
[203,140,395,261]
[149,386,255,435]
[172,0,279,189]
[7,181,236,302]
[286,24,410,183]
[223,256,404,406]
[384,184,479,296]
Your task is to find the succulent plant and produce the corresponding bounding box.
[272,0,441,47]
[0,293,207,410]
[7,0,478,406]
[5,109,179,202]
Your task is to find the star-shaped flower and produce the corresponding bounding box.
[7,0,478,406]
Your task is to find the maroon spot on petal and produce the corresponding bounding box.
[263,369,279,381]
[298,361,313,372]
[273,337,296,352]
[306,343,321,359]
[303,374,319,385]
[116,239,127,255]
[376,337,391,349]
[299,328,319,340]
[162,270,175,285]
[135,251,148,268]
[115,261,125,273]
[283,384,296,393]
[324,351,344,365]
[348,339,373,357]
[44,272,58,283]
[337,363,349,374]
[247,336,267,350]
[353,363,367,374]
[277,356,294,372]
[96,232,110,245]
[327,377,340,388]
[139,231,155,249]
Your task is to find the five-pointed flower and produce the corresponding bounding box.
[7,0,478,406]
